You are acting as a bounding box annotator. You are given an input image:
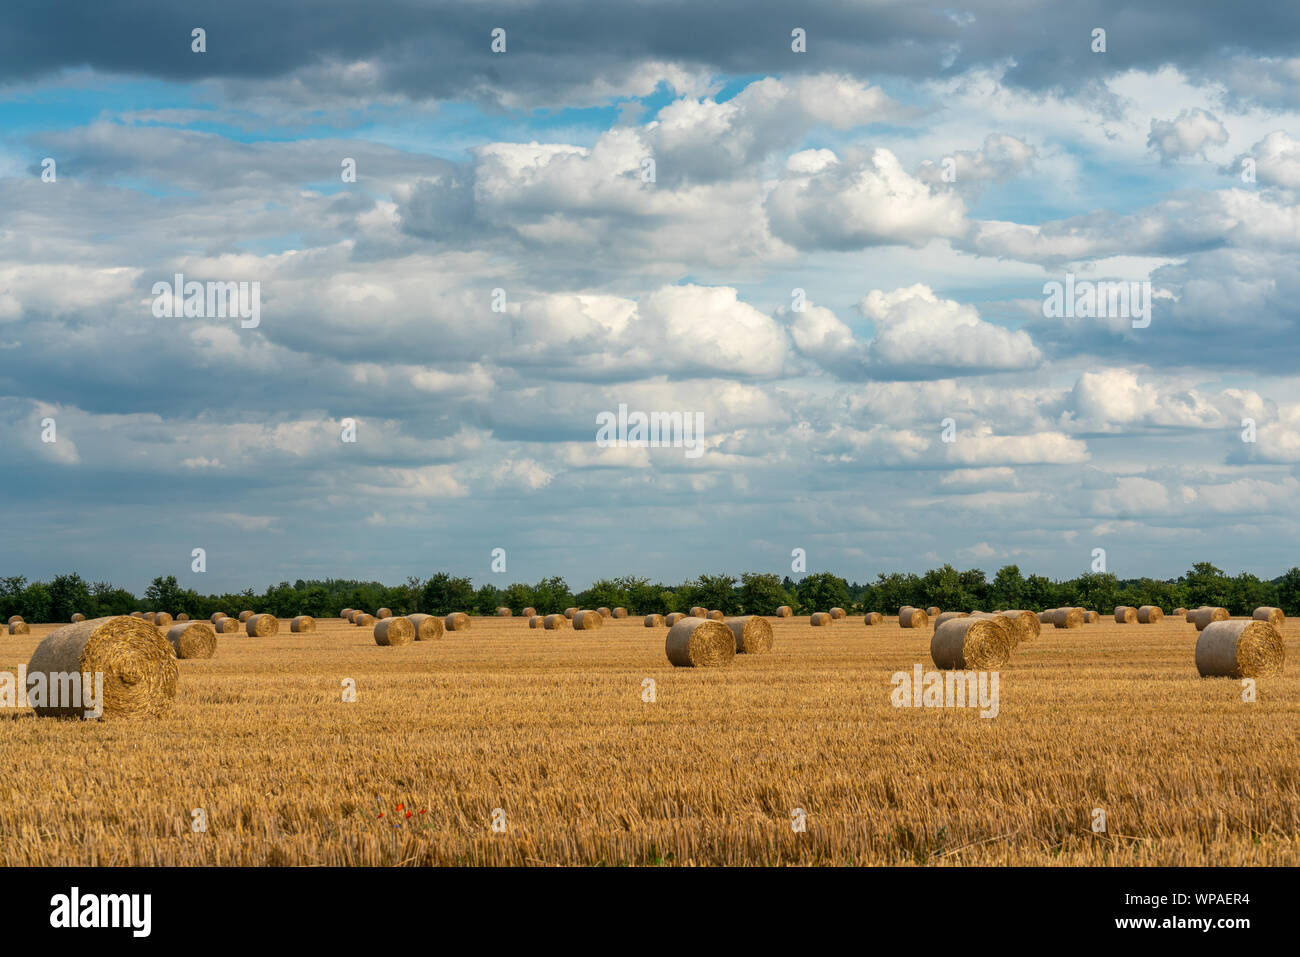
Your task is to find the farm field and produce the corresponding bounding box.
[1,614,1297,866]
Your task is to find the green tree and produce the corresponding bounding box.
[795,572,850,614]
[47,573,92,622]
[738,572,790,615]
[144,575,185,612]
[1274,568,1300,616]
[530,576,573,615]
[692,574,739,614]
[420,573,476,615]
[989,565,1026,609]
[1180,562,1230,609]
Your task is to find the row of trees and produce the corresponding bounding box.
[3,563,1299,623]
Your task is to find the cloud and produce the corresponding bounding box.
[1148,109,1229,164]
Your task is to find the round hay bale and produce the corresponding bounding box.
[612,607,628,618]
[353,613,375,627]
[1037,610,1053,623]
[27,616,178,718]
[529,615,543,629]
[210,612,227,625]
[726,616,773,654]
[930,618,1013,670]
[573,610,604,630]
[564,607,578,620]
[996,610,1041,645]
[237,610,254,623]
[1051,607,1084,629]
[775,605,793,618]
[1185,609,1198,622]
[926,606,941,617]
[7,615,24,625]
[1084,610,1099,623]
[1137,605,1163,624]
[1196,620,1284,678]
[810,612,832,626]
[9,621,31,635]
[899,606,928,628]
[863,612,883,625]
[246,614,279,637]
[665,617,736,668]
[689,606,708,619]
[596,607,612,618]
[213,616,239,634]
[376,608,393,619]
[339,608,355,620]
[1253,607,1285,628]
[130,611,144,619]
[829,607,846,620]
[664,612,686,627]
[175,613,189,622]
[644,614,666,627]
[1191,606,1229,631]
[1173,607,1187,617]
[707,610,725,621]
[933,611,969,628]
[152,612,173,628]
[405,613,444,641]
[543,613,570,630]
[71,613,86,623]
[496,607,513,617]
[374,617,414,647]
[290,615,316,633]
[166,621,216,659]
[1113,606,1137,624]
[444,612,470,632]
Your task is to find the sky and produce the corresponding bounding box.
[2,1,1300,593]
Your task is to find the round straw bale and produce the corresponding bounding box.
[775,605,793,618]
[210,612,228,625]
[405,613,444,640]
[1191,606,1229,631]
[246,614,279,637]
[1173,607,1187,617]
[543,613,570,630]
[9,621,31,635]
[1196,620,1284,678]
[829,607,846,620]
[996,609,1041,645]
[27,616,178,718]
[166,621,216,659]
[176,613,189,622]
[1084,610,1099,623]
[564,607,578,619]
[926,606,941,617]
[290,615,316,633]
[688,606,707,619]
[863,612,883,625]
[213,616,239,634]
[1185,608,1198,622]
[1253,607,1285,628]
[644,614,666,627]
[354,613,374,627]
[1051,607,1084,629]
[573,610,605,630]
[339,608,355,620]
[377,608,393,619]
[664,612,686,626]
[522,606,536,617]
[1137,605,1163,624]
[152,612,173,628]
[810,612,832,626]
[612,607,628,618]
[665,617,736,668]
[496,607,512,617]
[707,610,725,621]
[596,607,612,618]
[930,618,1013,670]
[1037,610,1053,623]
[726,616,773,654]
[71,613,86,623]
[933,611,969,628]
[899,606,928,628]
[7,615,23,625]
[238,610,254,623]
[130,611,144,619]
[444,612,470,632]
[1113,605,1136,624]
[529,615,543,629]
[374,616,414,647]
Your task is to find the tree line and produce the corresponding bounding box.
[2,562,1297,623]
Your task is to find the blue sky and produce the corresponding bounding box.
[2,1,1300,593]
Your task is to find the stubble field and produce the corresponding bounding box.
[1,614,1297,866]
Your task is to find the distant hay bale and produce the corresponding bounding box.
[707,610,725,621]
[573,610,604,630]
[930,618,1013,670]
[152,612,173,628]
[290,615,316,633]
[543,613,570,630]
[405,614,444,641]
[71,613,86,623]
[596,607,612,618]
[689,606,708,619]
[933,611,969,628]
[444,612,470,632]
[176,613,189,622]
[1137,605,1163,624]
[997,610,1041,645]
[1196,620,1284,678]
[1051,607,1084,629]
[166,621,216,659]
[374,616,414,647]
[1191,606,1229,631]
[238,610,254,623]
[27,616,177,718]
[246,614,279,637]
[130,611,144,619]
[496,607,512,617]
[665,617,735,668]
[529,615,543,629]
[564,607,578,620]
[353,613,374,627]
[377,608,393,619]
[1173,607,1187,617]
[1253,607,1285,628]
[1113,606,1136,624]
[775,606,793,618]
[1185,609,1197,622]
[1084,611,1099,623]
[213,617,239,634]
[899,606,928,628]
[612,607,628,618]
[810,612,832,626]
[644,614,666,627]
[926,606,941,617]
[7,615,23,625]
[1037,610,1053,623]
[9,621,31,635]
[211,613,228,625]
[726,616,773,654]
[863,612,883,625]
[664,612,686,626]
[339,608,355,620]
[522,606,536,617]
[347,610,363,623]
[829,607,846,620]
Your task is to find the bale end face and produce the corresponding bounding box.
[1196,620,1284,678]
[166,621,217,659]
[1137,605,1164,624]
[374,617,415,647]
[775,605,793,618]
[665,617,736,667]
[246,614,279,637]
[444,612,470,632]
[290,615,316,633]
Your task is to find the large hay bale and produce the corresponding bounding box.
[775,605,793,618]
[644,614,666,627]
[529,615,543,629]
[377,608,393,619]
[1114,606,1137,624]
[564,607,578,620]
[1051,607,1084,629]
[522,606,536,617]
[1173,607,1187,617]
[930,618,1013,670]
[71,613,86,623]
[405,614,444,641]
[176,613,189,622]
[689,606,708,619]
[246,614,279,637]
[353,613,375,627]
[237,610,254,623]
[444,612,470,632]
[899,606,928,628]
[290,615,316,633]
[596,607,612,618]
[496,607,513,617]
[997,610,1041,645]
[9,621,31,635]
[726,616,773,654]
[210,612,228,625]
[1191,606,1229,631]
[1185,609,1197,622]
[665,617,735,668]
[1137,605,1163,624]
[152,612,173,628]
[339,608,355,620]
[1037,610,1053,623]
[573,610,604,630]
[810,612,832,626]
[933,611,969,628]
[926,606,941,617]
[863,612,883,625]
[130,611,144,619]
[707,610,725,621]
[7,615,23,625]
[166,621,216,659]
[664,612,686,626]
[27,616,177,718]
[829,607,846,620]
[1084,610,1099,623]
[374,617,414,647]
[213,616,239,634]
[543,613,570,630]
[612,607,628,618]
[1196,620,1284,678]
[1253,607,1285,628]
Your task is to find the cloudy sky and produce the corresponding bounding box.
[3,1,1299,593]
